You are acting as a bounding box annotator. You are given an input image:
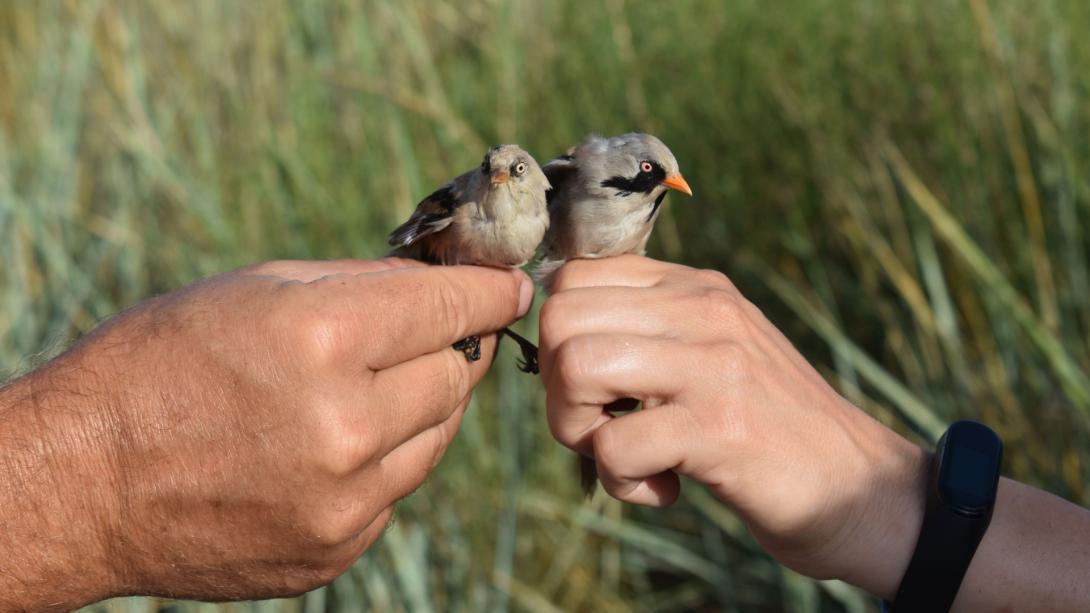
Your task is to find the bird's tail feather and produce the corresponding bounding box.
[531,256,565,291]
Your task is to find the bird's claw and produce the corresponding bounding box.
[501,328,540,375]
[516,349,539,375]
[453,330,539,372]
[452,336,482,362]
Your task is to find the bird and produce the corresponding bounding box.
[388,144,550,373]
[534,132,692,286]
[534,132,693,495]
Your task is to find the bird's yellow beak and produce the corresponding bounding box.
[490,171,510,186]
[661,173,693,196]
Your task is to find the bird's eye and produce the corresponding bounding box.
[640,161,654,173]
[513,162,527,176]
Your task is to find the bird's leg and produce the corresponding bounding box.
[499,327,539,374]
[452,336,482,362]
[452,330,538,372]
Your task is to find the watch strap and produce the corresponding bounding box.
[889,421,1002,612]
[890,497,991,611]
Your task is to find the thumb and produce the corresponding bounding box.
[347,265,533,370]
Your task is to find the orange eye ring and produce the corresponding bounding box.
[640,161,653,173]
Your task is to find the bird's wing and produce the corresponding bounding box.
[542,149,579,206]
[387,181,463,248]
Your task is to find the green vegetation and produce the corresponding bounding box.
[3,0,1089,610]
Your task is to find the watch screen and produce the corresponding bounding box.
[938,421,1002,513]
[946,447,993,499]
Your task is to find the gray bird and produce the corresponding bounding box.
[534,132,692,289]
[534,133,693,495]
[389,144,550,371]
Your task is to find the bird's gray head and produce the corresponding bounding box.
[582,133,692,200]
[480,144,550,193]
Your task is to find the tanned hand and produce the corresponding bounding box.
[0,258,532,610]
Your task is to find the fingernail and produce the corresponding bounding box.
[517,275,534,317]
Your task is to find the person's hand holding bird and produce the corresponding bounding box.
[536,133,693,493]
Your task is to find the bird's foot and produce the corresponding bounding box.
[515,343,540,375]
[517,351,540,375]
[500,328,539,374]
[452,336,482,362]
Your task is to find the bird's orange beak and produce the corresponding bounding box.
[661,173,693,196]
[490,171,510,186]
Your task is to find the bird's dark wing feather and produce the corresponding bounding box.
[542,151,578,206]
[388,183,460,247]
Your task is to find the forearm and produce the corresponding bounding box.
[844,443,1090,610]
[0,360,119,611]
[850,460,1090,609]
[946,478,1090,611]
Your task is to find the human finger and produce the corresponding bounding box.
[363,333,498,456]
[548,255,686,293]
[346,265,532,370]
[243,258,425,281]
[592,406,695,506]
[372,395,472,507]
[543,334,694,455]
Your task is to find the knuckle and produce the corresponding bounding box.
[692,268,734,290]
[432,274,470,336]
[426,424,453,469]
[544,395,573,445]
[696,286,744,327]
[400,429,448,495]
[549,261,583,293]
[665,267,737,294]
[601,477,641,505]
[315,437,367,479]
[441,350,471,401]
[552,338,592,389]
[342,427,384,472]
[537,294,570,345]
[592,422,623,471]
[304,504,364,547]
[279,574,323,599]
[244,259,293,276]
[325,535,375,577]
[311,402,381,477]
[287,311,343,368]
[543,393,591,452]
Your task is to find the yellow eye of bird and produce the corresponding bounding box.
[514,162,527,176]
[640,161,653,173]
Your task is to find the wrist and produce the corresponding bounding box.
[829,424,931,599]
[0,354,125,609]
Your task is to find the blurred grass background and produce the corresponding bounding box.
[2,0,1089,610]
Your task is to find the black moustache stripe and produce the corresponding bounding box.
[647,191,667,221]
[601,164,667,197]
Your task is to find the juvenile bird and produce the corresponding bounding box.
[389,144,550,372]
[535,132,693,495]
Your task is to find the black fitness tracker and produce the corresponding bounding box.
[888,420,1003,612]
